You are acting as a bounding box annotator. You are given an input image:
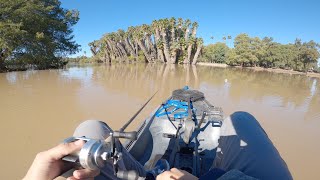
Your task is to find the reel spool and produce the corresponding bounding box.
[62,131,137,170]
[62,137,112,170]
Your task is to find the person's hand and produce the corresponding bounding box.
[23,140,100,180]
[156,168,198,180]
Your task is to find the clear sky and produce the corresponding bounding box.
[61,0,320,57]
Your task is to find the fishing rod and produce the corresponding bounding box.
[119,90,158,132]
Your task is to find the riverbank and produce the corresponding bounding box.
[197,62,320,79]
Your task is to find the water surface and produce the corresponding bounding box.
[0,64,319,179]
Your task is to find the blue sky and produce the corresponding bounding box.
[61,0,320,57]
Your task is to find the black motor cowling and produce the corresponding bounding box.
[172,89,204,102]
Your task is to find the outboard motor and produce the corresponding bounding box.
[172,87,204,144]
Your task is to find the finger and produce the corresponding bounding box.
[169,168,183,179]
[67,177,93,180]
[73,169,100,179]
[47,140,85,160]
[157,171,174,180]
[66,177,77,180]
[170,168,181,174]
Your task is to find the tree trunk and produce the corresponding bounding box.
[107,40,118,58]
[134,42,139,55]
[128,38,137,55]
[90,46,97,56]
[184,45,192,64]
[184,26,198,64]
[154,28,165,63]
[192,44,202,65]
[0,59,5,71]
[117,42,127,57]
[170,27,177,63]
[0,49,6,71]
[184,28,189,41]
[170,50,177,64]
[103,48,111,64]
[158,49,165,63]
[161,30,171,63]
[124,38,137,58]
[102,53,109,63]
[146,35,156,62]
[192,29,197,38]
[115,47,124,60]
[171,27,176,43]
[136,39,152,62]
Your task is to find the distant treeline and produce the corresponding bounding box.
[63,56,92,64]
[201,34,320,73]
[90,18,319,73]
[0,0,79,72]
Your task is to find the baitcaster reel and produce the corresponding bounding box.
[62,131,138,179]
[62,136,112,170]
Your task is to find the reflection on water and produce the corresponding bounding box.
[0,64,319,179]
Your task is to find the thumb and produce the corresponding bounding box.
[47,140,85,160]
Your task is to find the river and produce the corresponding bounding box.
[0,63,319,179]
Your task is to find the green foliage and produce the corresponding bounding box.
[202,42,229,63]
[232,34,259,66]
[137,50,145,62]
[177,55,184,64]
[89,17,201,64]
[0,0,79,71]
[128,55,135,61]
[64,56,92,64]
[223,34,320,72]
[225,49,238,66]
[298,40,319,71]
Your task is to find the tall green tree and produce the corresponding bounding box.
[300,41,320,71]
[231,33,258,66]
[202,42,229,63]
[0,0,79,70]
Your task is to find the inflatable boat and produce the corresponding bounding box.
[123,87,224,177]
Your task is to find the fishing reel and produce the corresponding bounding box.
[62,131,138,178]
[61,90,160,179]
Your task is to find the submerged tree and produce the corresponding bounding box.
[90,18,203,64]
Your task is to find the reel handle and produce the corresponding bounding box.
[113,131,137,140]
[61,137,112,170]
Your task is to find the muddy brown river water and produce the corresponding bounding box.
[0,64,319,179]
